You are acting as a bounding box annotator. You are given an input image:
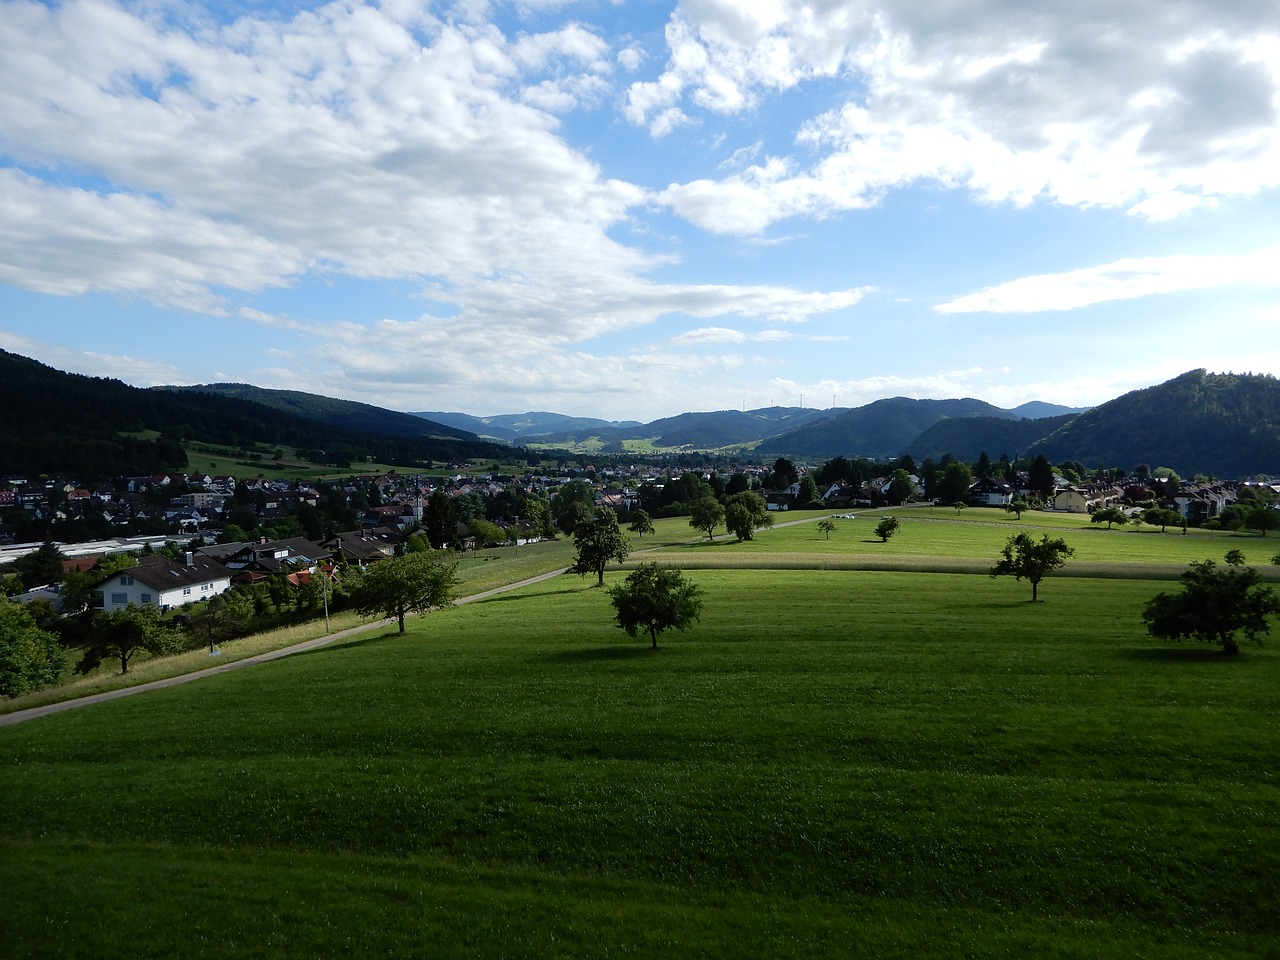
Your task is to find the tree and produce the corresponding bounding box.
[990,533,1075,602]
[79,605,181,675]
[606,562,704,650]
[1143,556,1280,655]
[874,516,900,542]
[0,596,69,697]
[1091,506,1129,530]
[937,461,973,505]
[769,457,798,490]
[817,519,837,540]
[1005,496,1031,520]
[886,469,915,506]
[628,509,655,539]
[797,474,822,507]
[723,492,772,541]
[14,541,66,590]
[689,496,725,541]
[1143,507,1184,533]
[425,487,457,550]
[349,551,459,634]
[569,508,630,587]
[1028,454,1055,500]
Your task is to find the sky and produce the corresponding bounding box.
[1,0,1278,423]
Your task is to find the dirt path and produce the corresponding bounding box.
[0,567,570,728]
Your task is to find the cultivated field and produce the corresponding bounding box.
[3,511,1278,958]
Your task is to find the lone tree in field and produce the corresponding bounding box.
[990,532,1075,602]
[1142,555,1280,656]
[724,492,772,541]
[1091,506,1129,530]
[817,519,837,540]
[349,551,459,633]
[570,508,631,586]
[1143,506,1184,533]
[1005,496,1031,520]
[606,562,704,649]
[689,496,725,541]
[628,509,655,539]
[79,604,181,675]
[874,516,900,542]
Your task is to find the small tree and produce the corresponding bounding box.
[1142,556,1280,655]
[990,533,1075,602]
[1091,507,1129,530]
[79,605,181,675]
[874,516,900,542]
[0,596,69,696]
[1005,496,1031,520]
[606,562,703,649]
[689,496,725,541]
[349,551,459,634]
[817,519,837,540]
[628,510,655,539]
[569,508,631,586]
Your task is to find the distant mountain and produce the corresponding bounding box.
[163,384,476,442]
[757,397,1021,459]
[1026,369,1280,477]
[414,411,641,442]
[1011,401,1089,419]
[906,414,1076,463]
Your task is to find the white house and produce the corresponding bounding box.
[96,554,233,612]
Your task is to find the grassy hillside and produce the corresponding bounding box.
[3,511,1277,958]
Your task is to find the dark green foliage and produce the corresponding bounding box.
[1143,507,1184,532]
[1143,556,1280,655]
[348,552,459,634]
[627,510,655,538]
[569,509,630,586]
[1005,496,1031,519]
[723,492,771,541]
[0,597,69,696]
[606,562,704,648]
[874,516,900,542]
[79,605,182,675]
[990,532,1075,601]
[689,496,725,540]
[12,541,66,589]
[1027,455,1055,500]
[1091,507,1129,530]
[937,461,972,504]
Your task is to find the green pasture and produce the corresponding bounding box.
[666,508,1280,577]
[3,567,1278,958]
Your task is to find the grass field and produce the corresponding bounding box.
[3,512,1279,957]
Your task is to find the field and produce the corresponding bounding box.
[3,512,1278,957]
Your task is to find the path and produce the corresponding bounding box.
[0,566,569,728]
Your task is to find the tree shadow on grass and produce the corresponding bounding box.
[471,585,596,604]
[545,646,656,663]
[289,628,403,658]
[1119,646,1241,663]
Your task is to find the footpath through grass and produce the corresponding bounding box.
[3,567,1278,958]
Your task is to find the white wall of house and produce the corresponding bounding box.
[98,570,232,612]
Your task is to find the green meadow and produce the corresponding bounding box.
[3,511,1278,958]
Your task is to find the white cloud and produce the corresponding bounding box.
[632,1,1280,234]
[936,247,1280,314]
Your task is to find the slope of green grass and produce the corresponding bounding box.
[3,570,1277,958]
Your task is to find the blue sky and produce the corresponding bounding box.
[1,0,1278,422]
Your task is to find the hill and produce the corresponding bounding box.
[161,384,475,442]
[756,397,1021,458]
[414,410,641,442]
[906,414,1076,463]
[1026,369,1280,477]
[0,350,510,478]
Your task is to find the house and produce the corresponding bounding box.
[218,537,331,584]
[966,477,1014,507]
[324,529,397,565]
[1052,484,1123,514]
[95,554,233,612]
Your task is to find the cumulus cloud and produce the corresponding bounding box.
[632,1,1280,233]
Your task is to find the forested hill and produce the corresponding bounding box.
[1026,369,1280,477]
[159,383,475,442]
[0,350,510,479]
